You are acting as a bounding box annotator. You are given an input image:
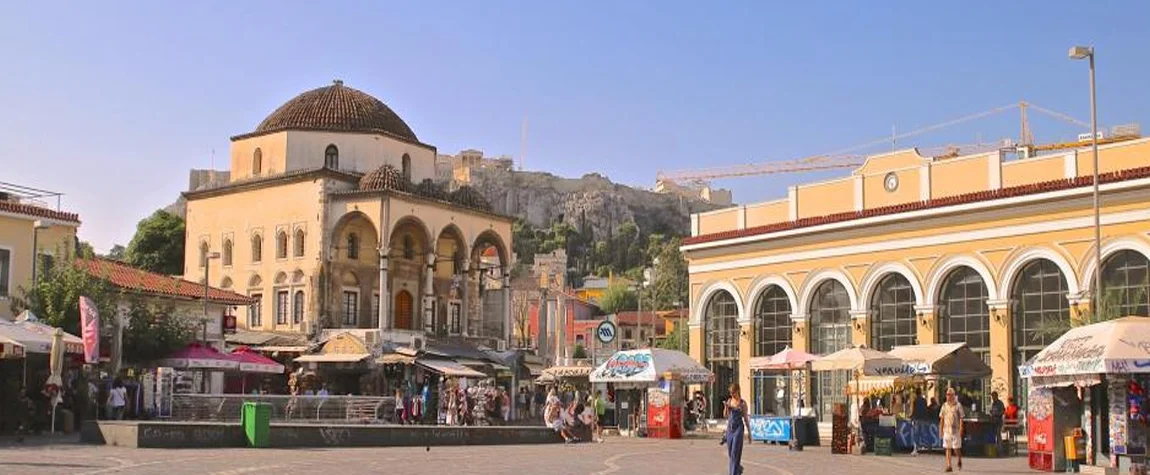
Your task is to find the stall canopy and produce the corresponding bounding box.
[1019,316,1150,388]
[749,347,819,371]
[156,342,240,370]
[888,343,992,380]
[589,348,714,384]
[0,313,83,354]
[417,358,487,378]
[229,346,285,374]
[811,346,908,376]
[542,364,594,379]
[0,335,25,359]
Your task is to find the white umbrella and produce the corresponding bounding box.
[811,346,907,423]
[1020,316,1150,387]
[47,328,65,435]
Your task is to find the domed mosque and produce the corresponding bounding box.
[183,80,514,377]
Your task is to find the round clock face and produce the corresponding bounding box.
[884,172,899,192]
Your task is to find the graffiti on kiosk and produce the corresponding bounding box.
[597,352,652,379]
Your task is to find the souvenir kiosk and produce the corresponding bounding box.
[747,347,820,447]
[589,348,713,439]
[1019,317,1150,472]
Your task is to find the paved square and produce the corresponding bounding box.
[0,438,1033,474]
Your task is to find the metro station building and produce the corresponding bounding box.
[683,138,1150,418]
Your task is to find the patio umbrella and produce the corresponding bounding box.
[156,342,241,370]
[811,346,907,420]
[748,347,819,371]
[47,328,65,435]
[1020,316,1150,388]
[229,346,285,393]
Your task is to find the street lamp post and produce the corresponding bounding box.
[1070,45,1102,312]
[202,250,220,393]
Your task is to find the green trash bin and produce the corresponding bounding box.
[241,402,272,448]
[874,436,893,456]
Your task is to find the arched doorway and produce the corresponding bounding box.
[937,267,990,406]
[1010,258,1070,415]
[394,290,414,330]
[869,274,917,351]
[809,279,852,422]
[704,290,740,418]
[470,230,510,341]
[752,284,792,415]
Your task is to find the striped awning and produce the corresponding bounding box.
[417,358,487,378]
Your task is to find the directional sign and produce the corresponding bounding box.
[596,321,617,344]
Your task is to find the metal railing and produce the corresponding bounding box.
[170,394,397,424]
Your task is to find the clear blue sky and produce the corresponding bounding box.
[3,1,1148,252]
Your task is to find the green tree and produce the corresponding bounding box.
[511,220,539,265]
[646,237,689,311]
[573,344,588,359]
[119,299,196,364]
[126,210,186,275]
[75,239,96,259]
[600,282,638,314]
[658,324,690,353]
[106,244,127,260]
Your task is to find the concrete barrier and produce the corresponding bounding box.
[82,421,564,449]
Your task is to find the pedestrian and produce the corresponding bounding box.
[106,379,127,421]
[500,388,511,423]
[940,387,965,472]
[722,383,750,475]
[910,388,929,456]
[1004,396,1020,423]
[533,388,546,418]
[989,391,1006,443]
[591,390,606,443]
[517,388,528,421]
[693,391,709,432]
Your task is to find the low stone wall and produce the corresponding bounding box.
[82,421,564,449]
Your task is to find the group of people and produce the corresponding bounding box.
[541,389,606,444]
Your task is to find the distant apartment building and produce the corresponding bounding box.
[0,183,81,319]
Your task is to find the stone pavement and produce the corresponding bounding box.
[0,436,1033,475]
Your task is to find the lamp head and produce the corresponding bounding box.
[1068,46,1093,60]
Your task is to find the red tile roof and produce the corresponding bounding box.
[76,258,254,306]
[0,201,80,223]
[684,165,1150,246]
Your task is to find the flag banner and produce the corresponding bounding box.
[79,296,100,364]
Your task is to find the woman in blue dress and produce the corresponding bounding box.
[723,383,751,475]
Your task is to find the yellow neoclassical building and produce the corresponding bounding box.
[683,136,1150,419]
[183,81,513,349]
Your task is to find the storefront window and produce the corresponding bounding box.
[1101,250,1150,317]
[1011,258,1070,417]
[810,280,851,422]
[937,267,990,407]
[754,285,792,357]
[705,290,740,418]
[869,274,917,351]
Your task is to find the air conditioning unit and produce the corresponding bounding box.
[363,330,377,348]
[411,335,426,351]
[497,340,507,351]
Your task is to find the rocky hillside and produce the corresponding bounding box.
[469,168,724,238]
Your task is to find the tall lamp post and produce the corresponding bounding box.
[202,250,220,393]
[1070,45,1102,311]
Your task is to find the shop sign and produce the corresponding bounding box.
[596,350,653,380]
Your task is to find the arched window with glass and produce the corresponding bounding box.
[704,290,740,418]
[293,290,305,325]
[276,231,288,259]
[252,148,262,175]
[222,239,233,267]
[199,241,209,268]
[937,267,990,406]
[869,274,917,351]
[347,233,360,260]
[752,285,792,415]
[251,235,263,263]
[1100,250,1150,317]
[809,279,852,422]
[402,153,412,181]
[1010,258,1070,415]
[294,229,305,257]
[325,144,339,169]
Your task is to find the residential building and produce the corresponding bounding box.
[573,274,634,304]
[683,137,1150,419]
[0,183,80,320]
[181,80,514,349]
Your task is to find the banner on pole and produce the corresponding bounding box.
[79,296,100,364]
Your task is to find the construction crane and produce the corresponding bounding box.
[656,101,1096,186]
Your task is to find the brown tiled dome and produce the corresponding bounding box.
[449,185,492,211]
[252,80,418,141]
[359,165,410,191]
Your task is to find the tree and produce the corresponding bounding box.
[75,239,96,259]
[106,244,127,260]
[1037,285,1146,340]
[573,344,588,359]
[646,237,689,311]
[126,210,186,275]
[658,324,690,353]
[119,299,196,364]
[510,271,540,349]
[599,282,638,314]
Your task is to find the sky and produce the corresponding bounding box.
[2,1,1149,252]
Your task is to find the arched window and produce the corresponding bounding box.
[251,234,263,263]
[276,231,288,259]
[293,290,305,324]
[704,290,740,418]
[752,285,793,416]
[324,144,339,169]
[809,280,852,422]
[937,267,990,405]
[222,239,233,266]
[1011,259,1070,416]
[869,274,917,351]
[294,229,305,257]
[347,233,359,260]
[403,234,414,260]
[252,148,262,175]
[1101,250,1150,317]
[199,241,209,268]
[754,285,792,357]
[401,154,412,181]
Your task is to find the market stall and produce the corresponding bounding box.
[226,346,286,393]
[1018,316,1150,472]
[747,347,820,447]
[811,346,908,454]
[589,348,713,439]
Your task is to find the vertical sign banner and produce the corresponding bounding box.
[79,296,100,364]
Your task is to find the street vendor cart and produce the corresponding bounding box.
[589,348,713,439]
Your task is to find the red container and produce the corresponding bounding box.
[1029,452,1053,472]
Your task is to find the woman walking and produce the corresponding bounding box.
[723,383,751,475]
